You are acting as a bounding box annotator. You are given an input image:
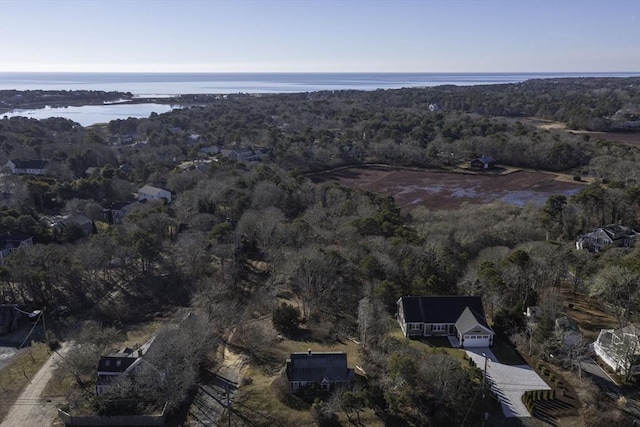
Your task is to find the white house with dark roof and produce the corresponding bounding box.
[5,159,48,175]
[96,337,156,396]
[137,185,171,203]
[397,295,494,347]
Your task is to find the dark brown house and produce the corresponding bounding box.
[470,156,497,170]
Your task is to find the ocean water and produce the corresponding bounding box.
[1,72,637,96]
[1,72,638,126]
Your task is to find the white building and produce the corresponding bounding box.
[137,185,172,203]
[593,325,640,377]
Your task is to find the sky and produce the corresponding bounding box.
[0,0,639,73]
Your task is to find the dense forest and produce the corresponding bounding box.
[1,77,639,426]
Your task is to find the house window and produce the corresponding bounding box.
[431,324,445,332]
[410,324,421,330]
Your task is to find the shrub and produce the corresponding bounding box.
[47,338,60,351]
[493,308,526,335]
[272,303,301,333]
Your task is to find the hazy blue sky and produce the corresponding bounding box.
[1,0,638,72]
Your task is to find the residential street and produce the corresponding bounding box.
[580,358,620,393]
[1,343,70,427]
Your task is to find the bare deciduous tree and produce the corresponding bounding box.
[590,266,640,329]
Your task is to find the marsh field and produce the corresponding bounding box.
[309,166,586,209]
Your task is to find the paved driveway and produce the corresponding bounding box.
[466,348,550,418]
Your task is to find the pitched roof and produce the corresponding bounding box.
[0,231,32,251]
[65,214,92,226]
[455,306,493,334]
[602,224,638,238]
[138,185,168,195]
[97,336,155,374]
[555,316,579,333]
[616,324,640,340]
[105,201,134,211]
[475,156,496,164]
[9,159,48,170]
[97,355,141,374]
[399,296,488,324]
[287,351,353,383]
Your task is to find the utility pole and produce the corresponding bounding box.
[226,381,231,427]
[42,308,47,342]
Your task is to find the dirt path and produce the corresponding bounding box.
[216,331,247,385]
[187,330,247,426]
[1,343,70,427]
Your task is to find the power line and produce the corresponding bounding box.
[18,311,42,350]
[460,383,482,427]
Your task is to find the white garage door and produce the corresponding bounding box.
[463,335,491,347]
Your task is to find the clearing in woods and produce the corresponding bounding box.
[309,166,585,210]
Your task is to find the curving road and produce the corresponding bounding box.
[1,343,70,427]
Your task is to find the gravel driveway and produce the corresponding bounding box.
[466,348,551,418]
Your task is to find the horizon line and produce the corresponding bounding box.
[1,70,639,74]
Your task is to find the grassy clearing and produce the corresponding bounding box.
[389,324,470,365]
[272,336,362,368]
[231,365,314,426]
[0,342,51,422]
[230,324,366,426]
[122,320,164,347]
[560,288,617,341]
